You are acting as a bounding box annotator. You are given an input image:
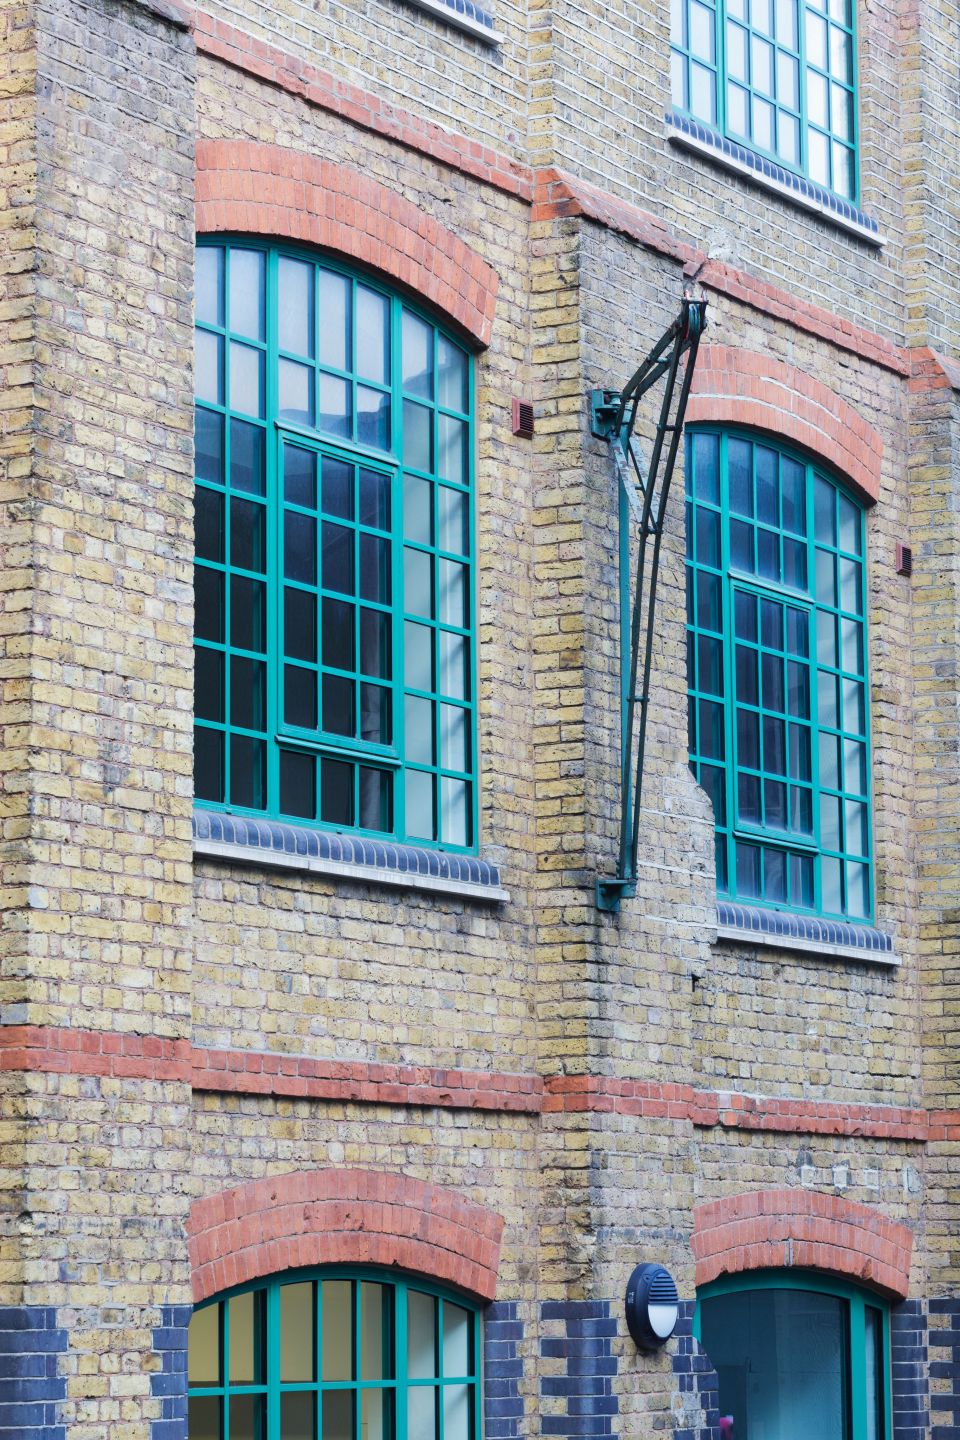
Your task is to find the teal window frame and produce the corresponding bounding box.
[193,238,479,852]
[669,0,859,202]
[694,1269,892,1440]
[685,427,874,921]
[187,1266,483,1440]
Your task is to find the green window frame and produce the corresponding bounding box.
[194,239,478,851]
[694,1270,892,1440]
[669,0,858,201]
[685,428,873,921]
[187,1267,483,1440]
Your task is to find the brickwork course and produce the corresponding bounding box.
[0,0,957,1430]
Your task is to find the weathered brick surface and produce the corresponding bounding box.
[3,0,960,1427]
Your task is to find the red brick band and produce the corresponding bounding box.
[541,1076,930,1140]
[192,1044,543,1112]
[187,1168,505,1303]
[196,140,500,346]
[692,1189,913,1298]
[687,344,884,504]
[192,12,534,203]
[2,1027,952,1140]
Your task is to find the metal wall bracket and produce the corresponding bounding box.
[594,293,708,913]
[590,389,622,440]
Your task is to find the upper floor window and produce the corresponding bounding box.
[187,1269,481,1440]
[685,429,872,920]
[696,1271,890,1440]
[670,0,858,201]
[194,241,477,850]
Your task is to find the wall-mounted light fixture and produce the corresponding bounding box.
[624,1263,680,1349]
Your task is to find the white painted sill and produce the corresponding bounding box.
[665,120,887,248]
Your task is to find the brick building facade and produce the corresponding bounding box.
[0,0,958,1431]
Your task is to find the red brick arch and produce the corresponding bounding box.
[687,345,883,505]
[195,140,498,346]
[187,1168,505,1304]
[692,1189,912,1299]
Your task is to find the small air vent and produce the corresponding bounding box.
[896,541,912,577]
[512,397,534,438]
[648,1272,679,1306]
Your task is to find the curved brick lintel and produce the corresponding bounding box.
[692,1189,913,1299]
[688,344,883,505]
[187,1168,505,1304]
[196,140,499,346]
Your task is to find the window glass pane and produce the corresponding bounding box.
[188,1303,220,1385]
[319,270,350,371]
[440,631,468,699]
[230,342,264,418]
[693,432,720,504]
[231,419,265,496]
[281,1283,315,1382]
[404,400,433,472]
[361,1282,392,1380]
[437,336,468,411]
[282,1392,315,1440]
[321,758,354,825]
[194,727,224,803]
[197,246,224,327]
[728,439,753,516]
[441,777,470,846]
[229,1291,264,1385]
[406,769,435,840]
[231,577,265,652]
[195,488,224,563]
[690,62,716,121]
[278,256,315,358]
[188,1397,220,1440]
[232,656,266,731]
[321,456,352,519]
[357,286,389,384]
[319,373,351,438]
[195,648,224,723]
[279,358,314,426]
[280,749,316,820]
[231,497,266,574]
[408,1387,437,1440]
[322,1281,353,1380]
[285,664,317,729]
[403,311,434,399]
[362,1389,393,1440]
[229,248,265,342]
[323,522,354,595]
[405,549,433,618]
[438,415,467,485]
[406,476,433,544]
[322,596,354,669]
[323,1391,354,1440]
[443,1385,471,1440]
[323,673,355,736]
[360,469,391,530]
[287,589,318,663]
[408,1291,437,1378]
[196,330,222,406]
[358,387,391,450]
[815,481,835,548]
[196,409,224,486]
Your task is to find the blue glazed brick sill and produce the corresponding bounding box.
[399,0,503,42]
[192,810,509,903]
[717,900,897,963]
[665,112,885,245]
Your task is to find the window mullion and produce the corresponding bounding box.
[848,1294,867,1440]
[266,248,281,821]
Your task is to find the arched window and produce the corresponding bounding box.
[695,1271,890,1440]
[685,428,872,919]
[187,1269,482,1440]
[193,240,476,850]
